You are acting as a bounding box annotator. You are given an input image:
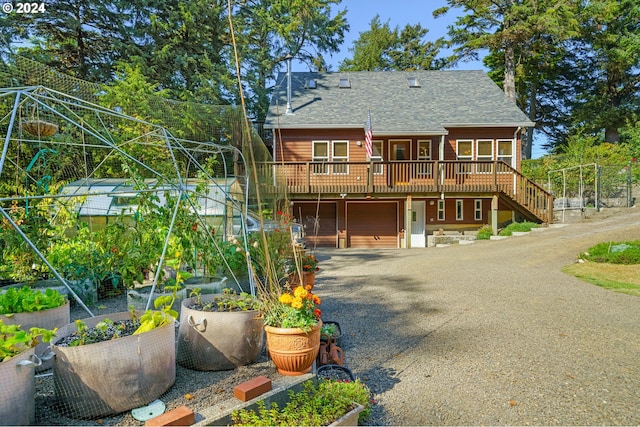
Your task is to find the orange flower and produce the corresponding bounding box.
[314,308,322,318]
[312,295,321,305]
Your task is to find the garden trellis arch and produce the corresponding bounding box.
[0,85,258,316]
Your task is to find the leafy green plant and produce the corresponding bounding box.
[0,319,57,361]
[0,286,66,315]
[498,221,540,236]
[231,379,373,426]
[189,287,261,312]
[320,323,336,337]
[580,240,640,264]
[476,224,493,240]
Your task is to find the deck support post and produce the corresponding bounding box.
[491,194,499,235]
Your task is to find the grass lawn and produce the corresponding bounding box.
[562,261,640,296]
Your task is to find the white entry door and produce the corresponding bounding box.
[410,201,426,247]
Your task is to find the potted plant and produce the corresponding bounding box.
[320,321,343,346]
[289,252,319,288]
[50,297,177,418]
[260,282,323,376]
[176,287,264,371]
[0,319,57,425]
[0,286,69,371]
[230,378,372,426]
[317,364,356,382]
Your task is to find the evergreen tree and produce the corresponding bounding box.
[339,15,447,71]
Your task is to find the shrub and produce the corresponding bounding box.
[231,378,372,426]
[476,225,493,240]
[580,240,640,264]
[498,221,540,236]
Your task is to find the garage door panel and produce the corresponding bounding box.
[293,203,336,247]
[347,203,397,248]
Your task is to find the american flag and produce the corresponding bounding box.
[364,110,373,158]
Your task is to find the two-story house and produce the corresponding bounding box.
[261,70,552,249]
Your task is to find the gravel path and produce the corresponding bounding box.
[35,208,640,426]
[317,207,640,425]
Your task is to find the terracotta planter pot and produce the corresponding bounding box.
[51,311,176,419]
[0,347,40,426]
[289,270,316,289]
[264,320,321,376]
[176,295,264,371]
[1,301,70,372]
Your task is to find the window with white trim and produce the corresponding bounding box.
[437,200,445,221]
[456,140,473,174]
[332,141,349,174]
[497,139,514,168]
[476,139,493,173]
[312,141,329,174]
[417,140,432,175]
[371,140,383,174]
[456,199,464,220]
[474,199,482,220]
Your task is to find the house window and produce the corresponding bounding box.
[417,140,432,175]
[497,139,514,168]
[437,200,445,221]
[456,199,464,220]
[312,141,329,174]
[456,140,473,174]
[474,199,482,220]
[332,141,349,174]
[476,139,493,173]
[371,140,383,175]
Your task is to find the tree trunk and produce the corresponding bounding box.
[503,44,517,103]
[524,78,537,160]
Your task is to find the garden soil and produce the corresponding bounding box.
[36,207,640,426]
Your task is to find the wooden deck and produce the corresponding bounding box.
[256,160,553,223]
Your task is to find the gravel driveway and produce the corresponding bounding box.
[315,208,640,426]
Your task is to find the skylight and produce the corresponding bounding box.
[407,77,421,88]
[307,79,317,89]
[339,78,351,88]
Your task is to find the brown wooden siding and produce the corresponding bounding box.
[346,202,398,248]
[275,127,523,165]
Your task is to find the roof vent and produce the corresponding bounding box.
[339,78,351,88]
[307,78,317,89]
[407,77,420,88]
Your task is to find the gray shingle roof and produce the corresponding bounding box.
[264,70,535,134]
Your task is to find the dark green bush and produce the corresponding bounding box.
[581,240,640,264]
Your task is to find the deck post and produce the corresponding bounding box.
[491,194,499,235]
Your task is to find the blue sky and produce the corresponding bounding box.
[297,0,547,158]
[324,0,485,71]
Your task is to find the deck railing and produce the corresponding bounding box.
[256,160,553,222]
